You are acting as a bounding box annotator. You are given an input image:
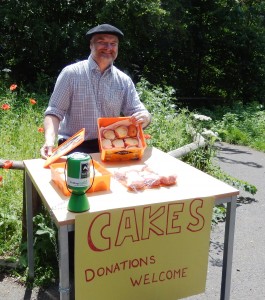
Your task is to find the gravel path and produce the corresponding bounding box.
[1,142,264,300]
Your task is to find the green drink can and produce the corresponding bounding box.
[67,152,90,193]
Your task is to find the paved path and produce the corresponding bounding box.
[0,142,264,299]
[187,142,265,300]
[215,142,265,300]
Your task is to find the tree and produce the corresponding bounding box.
[1,0,265,104]
[0,0,104,82]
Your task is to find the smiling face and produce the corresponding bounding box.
[90,34,119,70]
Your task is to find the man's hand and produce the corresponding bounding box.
[130,111,151,129]
[40,143,55,159]
[40,115,60,159]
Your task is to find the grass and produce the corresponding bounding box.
[0,77,262,286]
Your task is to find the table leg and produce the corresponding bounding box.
[25,171,34,278]
[58,225,71,300]
[220,195,237,300]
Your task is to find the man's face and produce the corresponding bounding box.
[90,34,119,66]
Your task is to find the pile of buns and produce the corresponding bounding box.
[101,124,140,149]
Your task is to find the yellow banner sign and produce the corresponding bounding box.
[75,197,214,299]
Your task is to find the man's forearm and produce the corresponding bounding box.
[44,115,60,146]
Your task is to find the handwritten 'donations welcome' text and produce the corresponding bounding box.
[83,199,206,286]
[85,255,188,286]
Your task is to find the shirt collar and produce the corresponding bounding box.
[88,55,113,74]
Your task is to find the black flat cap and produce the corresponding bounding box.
[86,24,124,40]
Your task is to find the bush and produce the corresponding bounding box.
[137,78,193,152]
[200,101,265,151]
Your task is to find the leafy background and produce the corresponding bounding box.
[1,0,265,103]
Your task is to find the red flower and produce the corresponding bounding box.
[38,127,44,133]
[0,175,3,182]
[3,160,13,169]
[144,134,151,139]
[29,98,37,105]
[1,104,11,110]
[10,84,17,91]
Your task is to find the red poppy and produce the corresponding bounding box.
[144,134,151,139]
[10,84,17,91]
[38,127,44,133]
[0,175,3,182]
[29,98,37,105]
[3,160,13,169]
[1,104,11,110]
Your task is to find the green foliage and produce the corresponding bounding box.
[212,205,226,224]
[0,80,54,285]
[2,1,265,103]
[211,165,257,196]
[0,0,99,84]
[0,85,47,160]
[0,170,22,256]
[183,144,216,173]
[137,78,193,152]
[200,101,265,151]
[181,112,219,172]
[0,80,48,264]
[31,213,59,286]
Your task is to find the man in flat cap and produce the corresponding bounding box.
[41,24,151,158]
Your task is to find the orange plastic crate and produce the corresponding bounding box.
[50,160,111,196]
[97,117,147,161]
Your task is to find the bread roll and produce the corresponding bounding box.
[103,129,115,140]
[102,138,113,149]
[112,139,125,148]
[114,125,128,138]
[124,137,139,147]
[128,124,137,137]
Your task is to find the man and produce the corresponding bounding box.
[41,24,151,158]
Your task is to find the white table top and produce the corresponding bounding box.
[24,147,239,226]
